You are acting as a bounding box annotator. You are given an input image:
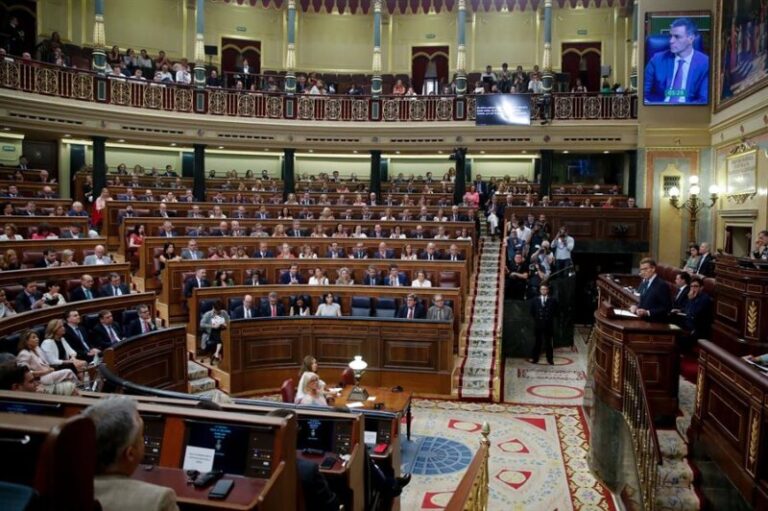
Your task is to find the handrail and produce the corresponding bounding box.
[444,421,491,511]
[0,58,638,122]
[621,349,661,511]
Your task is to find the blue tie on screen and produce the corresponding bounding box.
[670,59,684,103]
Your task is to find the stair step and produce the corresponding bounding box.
[658,429,689,459]
[187,360,209,381]
[657,458,695,488]
[655,486,700,511]
[676,415,692,441]
[188,377,216,394]
[195,388,233,403]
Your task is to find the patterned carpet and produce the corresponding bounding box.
[400,399,617,510]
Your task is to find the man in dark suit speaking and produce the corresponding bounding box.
[644,17,709,105]
[630,258,672,322]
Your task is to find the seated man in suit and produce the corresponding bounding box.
[84,245,113,265]
[426,294,454,321]
[90,309,124,350]
[183,269,210,298]
[244,269,267,286]
[70,274,100,302]
[83,398,178,511]
[670,272,691,313]
[362,266,381,286]
[349,242,368,260]
[643,17,709,105]
[154,203,174,218]
[419,242,441,261]
[695,242,716,277]
[375,242,394,260]
[180,240,204,260]
[630,258,672,322]
[279,264,304,285]
[288,220,306,238]
[156,221,178,238]
[14,280,42,313]
[396,293,426,319]
[681,277,713,350]
[260,291,286,317]
[443,244,465,262]
[101,273,131,297]
[449,205,468,222]
[252,241,274,259]
[125,305,159,338]
[325,242,346,259]
[64,310,100,362]
[35,249,60,268]
[232,294,259,319]
[384,265,409,287]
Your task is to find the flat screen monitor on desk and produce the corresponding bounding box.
[0,399,63,416]
[183,419,274,478]
[296,417,354,456]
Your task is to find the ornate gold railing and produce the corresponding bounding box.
[0,58,638,122]
[622,350,661,511]
[445,422,491,511]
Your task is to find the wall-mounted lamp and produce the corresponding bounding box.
[666,176,719,244]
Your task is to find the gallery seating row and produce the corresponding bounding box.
[0,182,60,197]
[187,285,464,340]
[135,236,473,289]
[2,197,73,214]
[160,259,466,323]
[119,217,476,255]
[0,216,90,239]
[1,238,110,268]
[0,263,132,304]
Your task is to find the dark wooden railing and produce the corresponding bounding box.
[0,58,638,122]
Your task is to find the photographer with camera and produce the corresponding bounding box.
[553,227,575,272]
[530,240,555,275]
[526,259,550,300]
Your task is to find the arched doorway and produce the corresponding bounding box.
[560,43,602,92]
[221,37,261,87]
[411,46,449,95]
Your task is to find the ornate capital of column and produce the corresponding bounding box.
[286,43,296,70]
[544,0,552,7]
[458,0,466,11]
[288,0,296,9]
[374,0,382,13]
[93,14,106,47]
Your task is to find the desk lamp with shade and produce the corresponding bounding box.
[347,355,369,401]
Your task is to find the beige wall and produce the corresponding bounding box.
[295,155,369,177]
[0,136,23,166]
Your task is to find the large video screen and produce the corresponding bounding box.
[643,12,712,105]
[475,94,531,126]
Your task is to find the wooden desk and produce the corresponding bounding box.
[592,304,684,418]
[334,386,413,440]
[132,466,272,511]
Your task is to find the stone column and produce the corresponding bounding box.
[629,0,639,91]
[193,144,206,202]
[541,0,554,93]
[371,0,383,96]
[194,0,206,88]
[91,0,107,74]
[92,136,107,199]
[284,0,297,93]
[452,148,467,205]
[455,0,468,95]
[370,150,382,196]
[539,150,553,199]
[283,149,296,200]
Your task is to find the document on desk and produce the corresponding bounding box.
[345,402,364,408]
[613,309,639,318]
[743,357,768,373]
[182,446,215,473]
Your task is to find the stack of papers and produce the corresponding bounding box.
[613,309,639,318]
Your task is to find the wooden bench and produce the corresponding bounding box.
[0,216,90,239]
[0,238,110,267]
[160,259,467,323]
[0,263,132,304]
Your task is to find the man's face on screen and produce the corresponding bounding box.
[669,25,693,57]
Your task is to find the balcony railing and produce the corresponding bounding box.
[0,59,638,122]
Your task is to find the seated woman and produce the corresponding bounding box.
[199,301,229,364]
[0,223,23,240]
[16,330,79,393]
[290,296,311,316]
[683,244,700,273]
[309,268,329,286]
[335,267,354,286]
[60,249,79,267]
[40,319,86,374]
[463,185,480,208]
[41,282,67,307]
[296,371,328,406]
[401,244,417,261]
[213,270,235,287]
[411,270,432,288]
[316,292,341,317]
[300,245,318,260]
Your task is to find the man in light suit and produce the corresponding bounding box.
[630,258,672,322]
[84,398,178,511]
[83,245,112,266]
[180,240,204,260]
[426,295,454,321]
[643,17,709,104]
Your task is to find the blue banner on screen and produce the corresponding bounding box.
[475,94,531,126]
[643,13,712,106]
